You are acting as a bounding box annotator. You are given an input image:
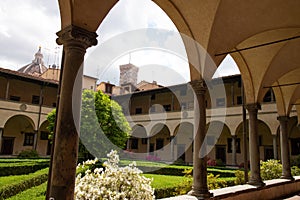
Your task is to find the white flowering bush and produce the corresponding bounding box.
[75,150,155,200]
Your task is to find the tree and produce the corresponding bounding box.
[47,90,131,159]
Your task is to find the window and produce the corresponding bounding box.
[135,108,142,114]
[10,95,20,102]
[52,102,57,107]
[163,104,171,111]
[105,84,112,93]
[291,138,300,155]
[40,131,49,140]
[130,138,138,149]
[237,96,243,105]
[156,139,164,150]
[150,105,156,113]
[181,102,187,110]
[151,94,156,100]
[124,86,130,92]
[32,95,40,104]
[227,138,241,153]
[216,98,225,107]
[24,133,34,146]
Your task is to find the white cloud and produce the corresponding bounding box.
[0,0,239,84]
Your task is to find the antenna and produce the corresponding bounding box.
[129,52,131,64]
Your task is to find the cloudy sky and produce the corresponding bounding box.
[0,0,239,86]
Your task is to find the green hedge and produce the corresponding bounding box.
[138,166,236,177]
[7,182,47,200]
[0,162,49,176]
[154,177,236,199]
[0,172,48,199]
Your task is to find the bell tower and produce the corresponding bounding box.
[119,63,139,94]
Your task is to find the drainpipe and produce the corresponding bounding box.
[34,83,44,150]
[5,78,10,100]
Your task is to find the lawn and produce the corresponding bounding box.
[144,174,191,189]
[0,158,238,199]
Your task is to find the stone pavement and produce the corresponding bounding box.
[159,195,197,200]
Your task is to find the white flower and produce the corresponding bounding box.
[74,150,155,200]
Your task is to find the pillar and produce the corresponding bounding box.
[170,136,175,161]
[48,25,97,200]
[232,135,237,166]
[278,116,294,180]
[0,128,3,153]
[246,103,265,187]
[272,134,278,160]
[188,80,212,199]
[147,137,150,156]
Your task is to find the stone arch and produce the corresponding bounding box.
[149,123,171,161]
[288,116,300,157]
[2,115,36,155]
[127,124,148,154]
[206,121,231,165]
[173,122,193,163]
[236,119,273,161]
[37,120,51,156]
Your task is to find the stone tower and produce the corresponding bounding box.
[119,63,139,94]
[119,63,139,86]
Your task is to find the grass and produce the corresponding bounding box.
[0,168,48,188]
[6,182,47,200]
[143,174,191,189]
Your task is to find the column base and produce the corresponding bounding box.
[280,175,294,180]
[188,189,213,199]
[248,179,265,187]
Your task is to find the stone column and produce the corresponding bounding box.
[188,80,212,199]
[170,136,175,161]
[48,25,97,200]
[246,103,265,187]
[278,116,294,180]
[0,128,3,153]
[232,135,237,166]
[272,134,278,160]
[147,137,150,156]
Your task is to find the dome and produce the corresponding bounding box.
[18,46,48,76]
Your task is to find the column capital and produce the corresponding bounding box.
[56,25,98,49]
[277,116,290,122]
[189,79,206,95]
[245,103,261,111]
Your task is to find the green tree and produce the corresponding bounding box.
[47,90,131,159]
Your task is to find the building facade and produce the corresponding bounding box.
[0,48,98,156]
[113,75,300,166]
[0,68,57,156]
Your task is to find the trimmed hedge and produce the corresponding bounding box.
[154,177,236,199]
[0,173,48,200]
[7,182,47,200]
[138,166,236,177]
[0,162,49,176]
